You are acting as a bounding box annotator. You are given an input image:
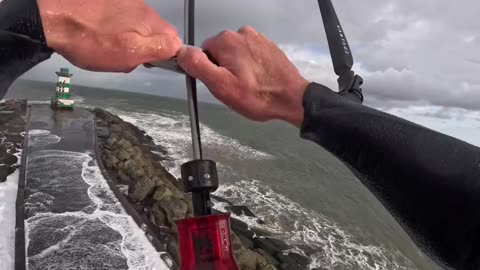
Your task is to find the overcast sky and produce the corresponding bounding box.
[19,0,480,145]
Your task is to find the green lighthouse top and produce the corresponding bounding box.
[55,67,73,77]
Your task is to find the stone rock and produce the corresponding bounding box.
[162,198,188,226]
[106,136,118,148]
[166,240,180,266]
[211,194,234,205]
[0,111,16,123]
[151,202,168,226]
[118,184,129,195]
[261,265,277,270]
[124,159,136,175]
[236,249,269,270]
[132,168,145,179]
[255,248,280,267]
[129,176,156,201]
[117,161,125,170]
[256,218,266,225]
[6,117,25,127]
[184,195,193,217]
[251,227,273,237]
[4,100,16,107]
[0,153,18,165]
[5,125,24,134]
[115,148,130,161]
[111,155,120,166]
[276,252,311,270]
[134,157,145,168]
[286,252,311,266]
[238,233,254,250]
[133,146,142,155]
[231,218,255,239]
[225,205,257,218]
[117,171,132,185]
[147,212,157,226]
[152,185,173,202]
[297,244,321,257]
[110,124,123,133]
[143,163,154,178]
[0,165,15,182]
[4,133,23,144]
[117,138,133,151]
[9,147,19,154]
[96,126,109,138]
[104,157,114,169]
[231,232,244,253]
[253,237,291,256]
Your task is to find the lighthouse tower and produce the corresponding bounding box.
[51,67,75,109]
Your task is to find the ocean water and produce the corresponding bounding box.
[6,80,442,269]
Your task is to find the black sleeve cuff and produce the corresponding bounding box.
[0,0,53,97]
[0,0,49,46]
[300,82,362,143]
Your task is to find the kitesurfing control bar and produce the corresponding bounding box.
[317,0,364,103]
[181,0,218,217]
[184,0,202,160]
[181,160,219,215]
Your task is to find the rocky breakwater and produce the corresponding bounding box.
[0,100,26,182]
[94,108,313,270]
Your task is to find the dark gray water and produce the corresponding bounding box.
[8,80,442,269]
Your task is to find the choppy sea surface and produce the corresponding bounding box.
[6,80,443,270]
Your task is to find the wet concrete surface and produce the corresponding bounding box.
[24,105,128,269]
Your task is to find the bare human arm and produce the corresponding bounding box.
[0,0,182,96]
[177,26,480,269]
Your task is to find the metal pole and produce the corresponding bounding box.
[184,0,203,160]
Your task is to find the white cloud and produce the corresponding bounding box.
[281,44,480,146]
[384,106,480,147]
[19,0,480,115]
[463,35,476,44]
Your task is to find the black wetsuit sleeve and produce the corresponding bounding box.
[300,82,480,269]
[0,0,53,98]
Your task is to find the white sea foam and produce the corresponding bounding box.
[72,96,85,104]
[0,150,22,270]
[28,130,61,147]
[214,180,415,270]
[110,109,272,178]
[25,150,169,270]
[81,156,169,270]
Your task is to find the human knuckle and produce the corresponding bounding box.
[115,33,131,47]
[189,51,203,65]
[219,30,237,41]
[239,75,257,91]
[239,25,256,34]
